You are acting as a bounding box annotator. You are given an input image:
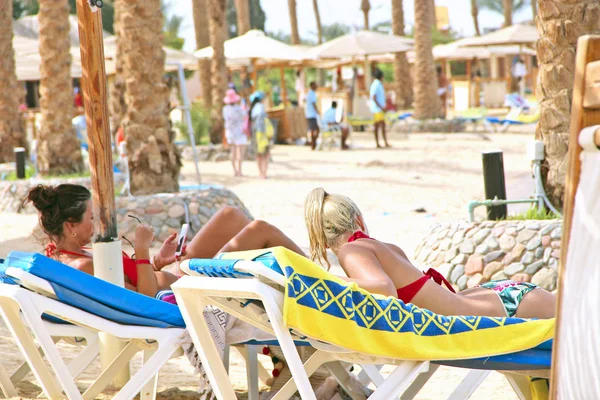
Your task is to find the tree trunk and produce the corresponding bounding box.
[193,0,213,109]
[120,0,180,194]
[503,0,513,27]
[235,0,251,35]
[430,0,437,30]
[208,0,227,144]
[37,0,83,175]
[413,0,440,119]
[392,0,412,108]
[0,0,26,163]
[312,0,323,45]
[109,0,126,137]
[361,0,370,30]
[471,0,481,36]
[288,0,300,44]
[535,0,600,209]
[531,0,537,21]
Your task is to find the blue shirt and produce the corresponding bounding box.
[369,79,385,114]
[305,90,318,119]
[323,107,338,125]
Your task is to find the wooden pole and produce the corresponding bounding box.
[251,58,258,92]
[279,66,288,105]
[75,0,129,387]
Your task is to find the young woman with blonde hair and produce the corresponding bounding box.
[304,187,556,319]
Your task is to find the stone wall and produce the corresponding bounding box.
[414,220,562,292]
[1,178,251,243]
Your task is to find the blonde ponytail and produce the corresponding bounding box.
[304,187,363,269]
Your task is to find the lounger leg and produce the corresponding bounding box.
[400,364,440,400]
[140,348,159,400]
[83,342,140,400]
[246,345,260,400]
[271,350,330,400]
[360,364,385,387]
[367,361,428,400]
[447,370,490,400]
[174,293,237,400]
[0,364,17,398]
[235,345,272,386]
[223,345,231,373]
[504,373,533,400]
[326,361,367,400]
[0,302,66,399]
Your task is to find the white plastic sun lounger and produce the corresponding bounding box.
[172,254,552,400]
[0,251,187,400]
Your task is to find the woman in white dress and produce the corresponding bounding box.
[222,89,248,177]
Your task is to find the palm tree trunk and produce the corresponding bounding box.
[208,0,227,144]
[109,0,126,137]
[312,0,323,45]
[503,0,513,27]
[120,0,180,194]
[193,0,213,109]
[235,0,251,35]
[288,0,300,44]
[361,0,370,30]
[471,0,481,36]
[535,0,600,209]
[37,0,83,175]
[392,0,412,108]
[531,0,537,21]
[413,0,440,119]
[0,0,26,163]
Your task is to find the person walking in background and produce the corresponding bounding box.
[222,89,247,177]
[305,82,320,150]
[295,69,305,106]
[369,69,389,148]
[249,91,271,179]
[323,101,350,150]
[436,66,449,119]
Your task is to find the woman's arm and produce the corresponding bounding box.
[337,245,397,298]
[133,225,159,297]
[73,257,143,292]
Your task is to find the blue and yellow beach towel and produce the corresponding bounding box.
[221,247,555,361]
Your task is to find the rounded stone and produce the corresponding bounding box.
[504,262,525,276]
[510,273,530,283]
[467,273,484,289]
[551,241,561,249]
[492,227,505,238]
[484,250,505,264]
[444,247,459,263]
[503,243,526,266]
[525,222,541,231]
[521,251,535,265]
[439,238,452,251]
[541,236,551,248]
[540,223,556,236]
[418,247,432,262]
[531,268,557,291]
[451,253,467,265]
[436,263,454,280]
[452,230,465,245]
[517,229,536,243]
[548,258,558,270]
[465,254,484,275]
[491,271,508,281]
[459,240,475,255]
[457,275,468,291]
[486,236,500,250]
[525,260,545,275]
[451,265,465,284]
[551,227,562,240]
[526,237,542,251]
[475,243,489,254]
[534,246,543,259]
[499,234,516,251]
[505,227,517,236]
[168,204,186,219]
[473,228,491,245]
[483,261,504,280]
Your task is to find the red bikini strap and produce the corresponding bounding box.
[45,244,90,258]
[347,231,373,242]
[424,268,456,293]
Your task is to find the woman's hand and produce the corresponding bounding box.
[154,233,179,270]
[134,224,154,250]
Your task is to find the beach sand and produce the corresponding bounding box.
[0,130,535,399]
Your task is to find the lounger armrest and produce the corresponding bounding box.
[5,268,58,299]
[235,261,287,287]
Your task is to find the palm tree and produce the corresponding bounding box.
[531,0,537,20]
[37,0,83,175]
[361,0,370,30]
[392,0,412,108]
[312,0,323,45]
[502,0,513,26]
[535,0,600,209]
[413,0,440,119]
[120,0,180,194]
[0,0,26,163]
[235,0,251,35]
[471,0,481,36]
[208,0,227,144]
[193,0,213,109]
[478,0,528,27]
[288,0,300,44]
[109,0,126,137]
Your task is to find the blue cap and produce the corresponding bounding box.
[250,91,265,103]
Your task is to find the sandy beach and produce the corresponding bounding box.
[0,130,536,399]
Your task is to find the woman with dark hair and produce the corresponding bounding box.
[24,184,303,297]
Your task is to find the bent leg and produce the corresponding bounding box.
[184,206,252,259]
[341,127,349,149]
[219,220,305,257]
[515,289,556,319]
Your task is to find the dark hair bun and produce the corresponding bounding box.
[26,185,58,211]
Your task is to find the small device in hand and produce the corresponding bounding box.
[175,224,189,257]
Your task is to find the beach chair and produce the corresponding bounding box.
[172,249,553,400]
[485,108,540,133]
[0,251,186,400]
[453,108,494,133]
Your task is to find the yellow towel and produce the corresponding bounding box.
[221,247,555,361]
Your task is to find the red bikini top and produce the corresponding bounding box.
[45,244,138,287]
[347,231,455,303]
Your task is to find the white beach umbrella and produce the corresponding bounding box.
[308,30,413,59]
[458,24,539,48]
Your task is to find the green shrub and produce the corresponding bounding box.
[176,102,211,146]
[506,207,560,221]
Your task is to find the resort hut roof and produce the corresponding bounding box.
[307,30,413,59]
[458,24,539,48]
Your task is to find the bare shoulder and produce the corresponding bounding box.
[71,257,94,275]
[383,242,409,260]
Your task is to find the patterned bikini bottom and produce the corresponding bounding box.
[479,280,539,318]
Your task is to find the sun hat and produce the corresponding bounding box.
[249,91,265,103]
[223,89,241,105]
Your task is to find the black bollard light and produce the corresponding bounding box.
[482,150,507,220]
[14,147,26,179]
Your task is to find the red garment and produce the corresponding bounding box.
[45,244,138,287]
[115,126,125,146]
[347,231,455,303]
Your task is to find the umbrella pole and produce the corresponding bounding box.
[75,0,129,387]
[364,55,371,88]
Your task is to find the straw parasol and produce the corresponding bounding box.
[307,30,413,59]
[458,24,539,48]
